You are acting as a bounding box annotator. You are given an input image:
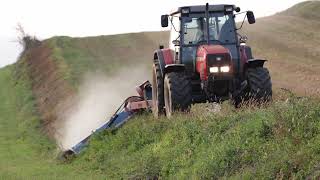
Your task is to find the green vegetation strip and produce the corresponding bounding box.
[0,64,103,180]
[74,98,320,179]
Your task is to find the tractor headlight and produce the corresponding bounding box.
[221,66,230,73]
[210,67,219,73]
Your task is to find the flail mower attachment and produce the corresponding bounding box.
[63,81,152,156]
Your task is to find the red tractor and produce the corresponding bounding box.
[152,3,272,118]
[62,4,273,155]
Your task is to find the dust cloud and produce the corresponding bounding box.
[54,65,150,150]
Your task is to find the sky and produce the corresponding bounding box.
[0,0,305,68]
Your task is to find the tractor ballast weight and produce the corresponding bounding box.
[152,3,272,117]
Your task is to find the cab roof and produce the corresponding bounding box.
[170,4,236,16]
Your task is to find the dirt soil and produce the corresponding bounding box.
[24,44,75,138]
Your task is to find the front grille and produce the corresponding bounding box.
[207,54,231,67]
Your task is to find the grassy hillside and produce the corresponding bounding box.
[74,96,320,179]
[47,32,169,87]
[16,31,168,140]
[0,32,169,178]
[0,1,320,179]
[1,63,319,178]
[0,64,104,179]
[282,1,320,20]
[241,0,320,96]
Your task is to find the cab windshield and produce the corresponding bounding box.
[182,12,236,45]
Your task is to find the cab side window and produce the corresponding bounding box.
[169,16,181,50]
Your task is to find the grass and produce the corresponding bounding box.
[0,30,169,179]
[1,63,319,179]
[0,63,104,179]
[46,32,168,87]
[72,95,320,179]
[282,1,320,20]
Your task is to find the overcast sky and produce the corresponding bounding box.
[0,0,305,68]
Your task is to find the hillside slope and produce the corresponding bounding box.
[0,65,105,179]
[18,32,168,144]
[241,0,320,96]
[282,1,320,20]
[0,1,320,179]
[47,32,168,87]
[0,32,169,179]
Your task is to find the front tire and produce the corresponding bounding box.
[234,67,272,107]
[242,67,272,105]
[164,72,192,118]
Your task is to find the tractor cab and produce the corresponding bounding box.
[161,4,256,75]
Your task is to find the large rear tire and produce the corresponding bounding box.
[164,72,192,118]
[152,60,164,118]
[244,67,272,104]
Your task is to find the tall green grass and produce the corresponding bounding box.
[73,96,320,179]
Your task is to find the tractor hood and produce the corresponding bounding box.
[197,45,230,57]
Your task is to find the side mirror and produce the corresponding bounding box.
[235,7,241,13]
[247,11,256,24]
[172,40,180,46]
[161,15,169,27]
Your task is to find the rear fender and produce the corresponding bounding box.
[154,49,174,76]
[246,59,267,68]
[164,64,185,74]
